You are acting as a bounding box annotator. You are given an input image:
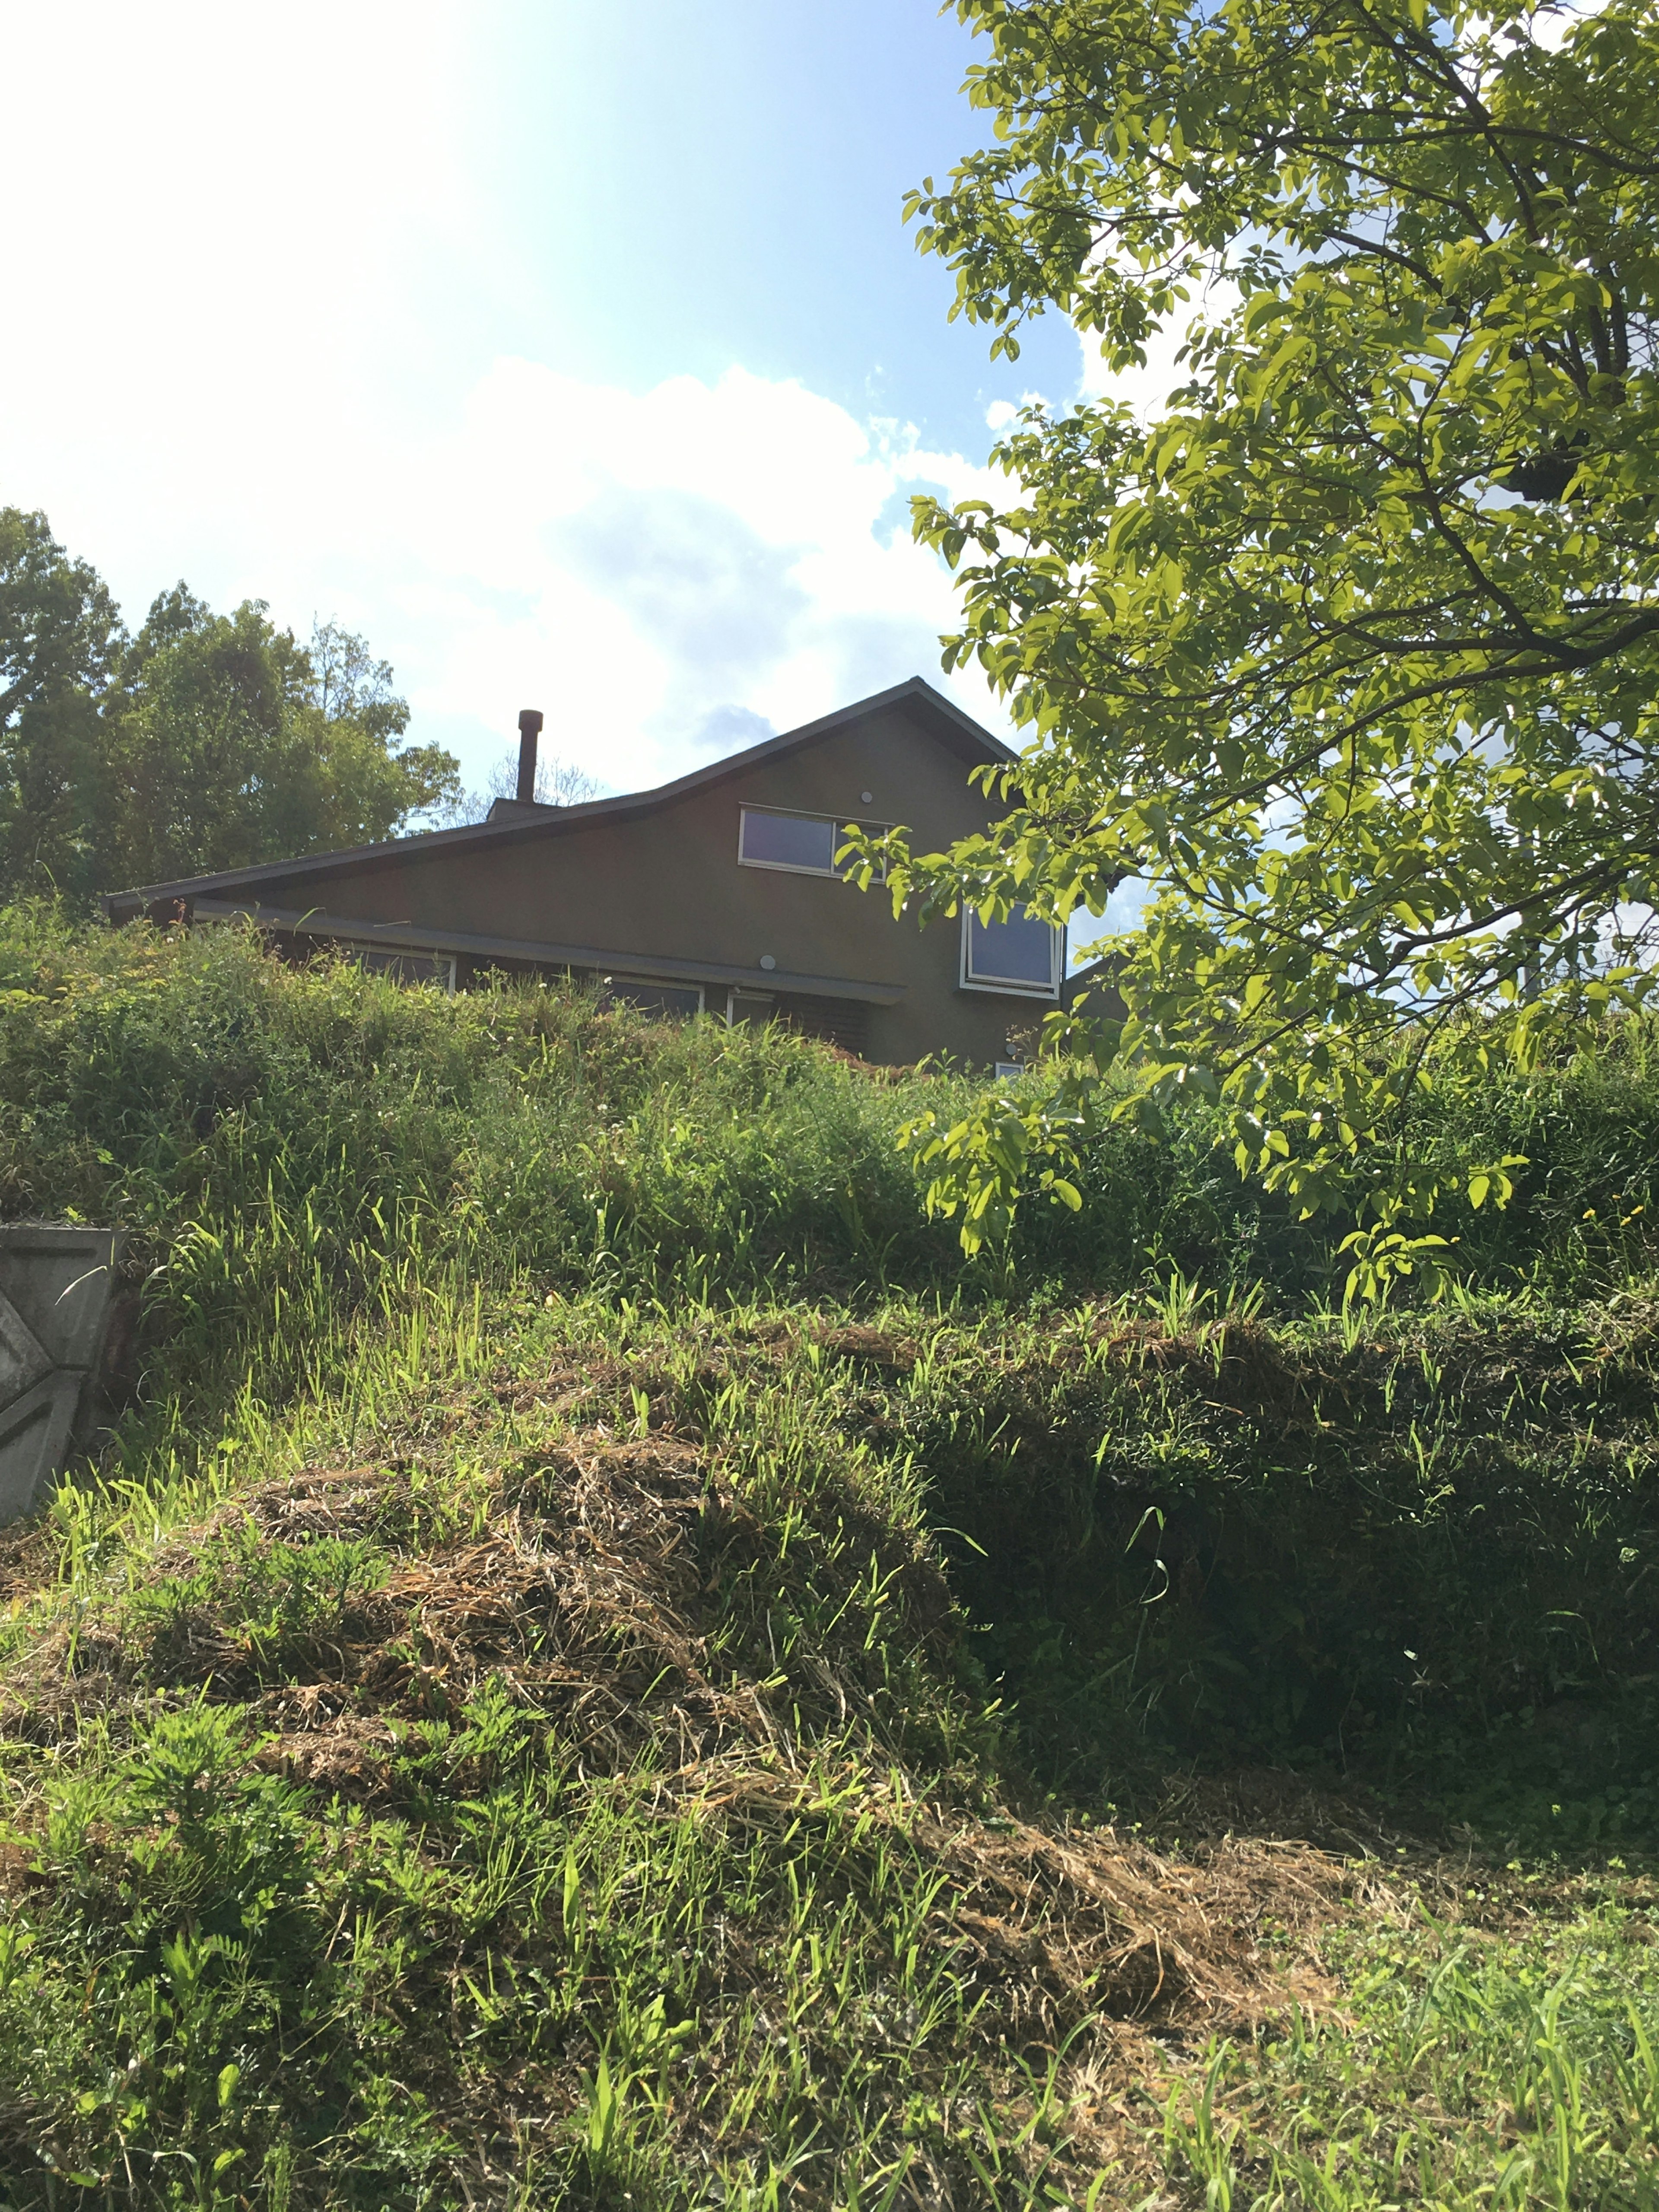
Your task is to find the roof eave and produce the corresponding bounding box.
[99,676,1015,912]
[182,897,910,1005]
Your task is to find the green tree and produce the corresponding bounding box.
[105,593,460,888]
[867,0,1659,1292]
[0,512,460,905]
[0,509,124,903]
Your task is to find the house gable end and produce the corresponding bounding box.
[102,677,1013,916]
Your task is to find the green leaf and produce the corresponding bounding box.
[878,0,1659,1293]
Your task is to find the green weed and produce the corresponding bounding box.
[1165,1897,1659,2209]
[0,907,1656,2206]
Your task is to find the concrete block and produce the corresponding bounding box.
[0,1224,124,1525]
[0,1224,122,1370]
[0,1370,85,1522]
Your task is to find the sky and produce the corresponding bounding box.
[0,0,1148,805]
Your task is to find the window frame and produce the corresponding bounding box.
[604,976,705,1019]
[726,988,776,1027]
[342,942,458,994]
[958,906,1065,1000]
[737,804,887,880]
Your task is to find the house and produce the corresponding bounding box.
[104,676,1084,1068]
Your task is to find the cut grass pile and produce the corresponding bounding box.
[2,1290,1655,2207]
[0,912,1655,2206]
[0,1291,1355,2204]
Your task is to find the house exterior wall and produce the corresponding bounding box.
[120,691,1059,1067]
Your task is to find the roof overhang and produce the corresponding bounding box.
[99,675,1015,916]
[182,899,908,1006]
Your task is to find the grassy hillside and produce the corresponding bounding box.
[0,910,1655,2209]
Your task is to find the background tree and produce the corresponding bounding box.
[0,512,461,903]
[425,745,603,826]
[103,593,461,887]
[0,509,124,903]
[477,748,602,810]
[865,0,1659,1291]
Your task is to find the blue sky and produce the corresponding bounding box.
[1,3,1118,804]
[502,2,1083,453]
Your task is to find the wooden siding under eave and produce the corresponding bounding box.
[184,897,907,1011]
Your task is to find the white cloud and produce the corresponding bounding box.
[984,392,1048,433]
[360,359,1012,787]
[0,3,1017,801]
[353,358,1014,791]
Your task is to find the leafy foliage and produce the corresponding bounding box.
[0,509,124,909]
[861,0,1659,1290]
[100,588,459,889]
[0,512,459,903]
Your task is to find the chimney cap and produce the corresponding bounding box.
[518,708,544,734]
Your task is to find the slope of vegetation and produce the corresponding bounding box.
[0,909,1654,2208]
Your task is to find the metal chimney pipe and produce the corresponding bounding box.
[516,709,544,804]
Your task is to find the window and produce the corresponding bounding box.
[960,906,1062,998]
[604,978,703,1020]
[344,944,457,993]
[726,988,775,1027]
[738,807,864,877]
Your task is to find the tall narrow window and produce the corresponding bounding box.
[960,906,1062,998]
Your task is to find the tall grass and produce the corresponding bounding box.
[7,906,1659,1454]
[2,904,1659,2207]
[4,903,1657,1812]
[0,909,957,1442]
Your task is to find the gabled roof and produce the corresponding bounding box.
[103,675,1014,918]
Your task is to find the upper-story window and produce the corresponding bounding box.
[960,905,1063,998]
[739,806,862,877]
